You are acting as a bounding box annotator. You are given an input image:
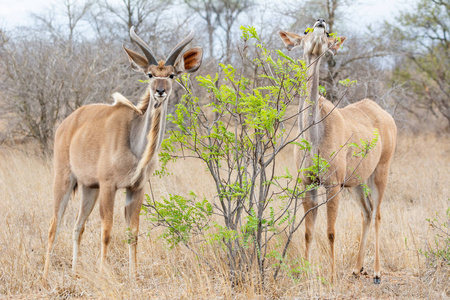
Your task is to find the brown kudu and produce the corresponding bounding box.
[279,19,397,283]
[43,27,203,280]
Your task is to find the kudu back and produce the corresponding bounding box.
[43,27,203,280]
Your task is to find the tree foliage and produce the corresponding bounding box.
[387,0,450,125]
[143,27,363,284]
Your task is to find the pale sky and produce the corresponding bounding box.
[0,0,47,29]
[0,0,414,31]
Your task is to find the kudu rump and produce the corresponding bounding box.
[43,27,203,279]
[279,19,397,283]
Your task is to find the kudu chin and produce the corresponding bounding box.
[279,19,397,284]
[43,26,203,280]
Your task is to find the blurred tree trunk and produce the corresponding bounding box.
[183,0,220,60]
[216,0,253,64]
[183,0,252,64]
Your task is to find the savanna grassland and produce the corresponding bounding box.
[0,132,449,299]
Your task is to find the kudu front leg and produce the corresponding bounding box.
[326,186,341,282]
[99,186,116,273]
[125,188,144,278]
[303,188,318,262]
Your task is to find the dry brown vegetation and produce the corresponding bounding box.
[1,0,448,298]
[0,133,449,299]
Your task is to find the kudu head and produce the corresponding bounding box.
[278,19,346,63]
[123,26,203,107]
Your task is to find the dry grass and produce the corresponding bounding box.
[0,133,449,299]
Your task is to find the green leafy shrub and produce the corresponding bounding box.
[421,207,450,268]
[142,26,357,285]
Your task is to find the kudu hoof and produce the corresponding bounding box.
[352,267,364,278]
[373,276,381,284]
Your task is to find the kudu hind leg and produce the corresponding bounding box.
[124,188,144,278]
[72,185,99,273]
[43,173,77,280]
[372,165,389,284]
[351,185,372,277]
[303,188,318,262]
[98,186,116,273]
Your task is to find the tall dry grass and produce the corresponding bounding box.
[0,133,449,299]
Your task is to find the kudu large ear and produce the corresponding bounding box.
[327,36,347,55]
[278,30,304,51]
[122,45,149,73]
[174,47,203,74]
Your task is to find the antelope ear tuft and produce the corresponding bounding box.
[123,45,149,73]
[328,36,346,55]
[278,30,304,51]
[175,47,203,74]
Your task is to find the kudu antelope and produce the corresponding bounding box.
[278,19,397,283]
[43,27,203,280]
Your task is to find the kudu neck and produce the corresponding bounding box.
[301,55,324,149]
[130,90,168,159]
[305,56,322,122]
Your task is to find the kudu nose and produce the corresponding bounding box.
[156,88,165,96]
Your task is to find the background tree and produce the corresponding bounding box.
[217,0,253,64]
[183,0,221,60]
[0,0,448,151]
[99,0,171,40]
[0,1,130,152]
[183,0,253,64]
[385,0,450,127]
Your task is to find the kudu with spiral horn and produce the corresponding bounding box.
[43,27,203,280]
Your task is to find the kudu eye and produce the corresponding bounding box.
[148,73,153,78]
[169,74,175,79]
